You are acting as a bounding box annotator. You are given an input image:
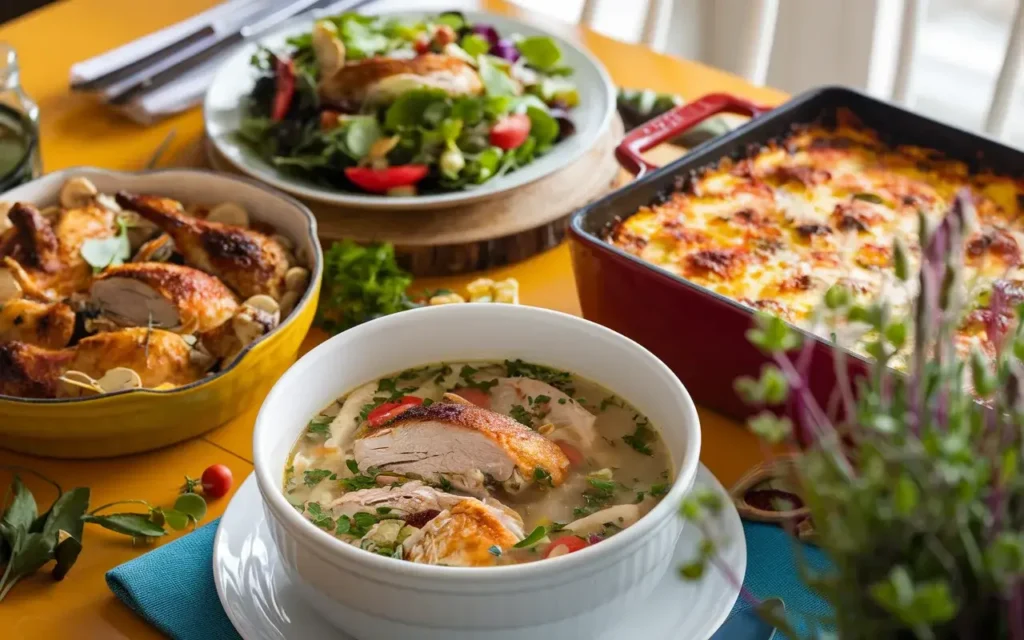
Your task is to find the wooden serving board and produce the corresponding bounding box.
[206,117,626,276]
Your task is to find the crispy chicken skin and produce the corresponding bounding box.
[0,341,74,397]
[92,263,239,333]
[1,203,114,298]
[403,498,523,567]
[0,327,206,398]
[116,192,288,300]
[354,402,570,496]
[319,53,484,105]
[0,299,75,349]
[6,203,60,272]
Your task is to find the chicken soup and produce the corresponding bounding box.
[283,360,673,566]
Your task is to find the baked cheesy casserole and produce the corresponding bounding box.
[607,110,1024,362]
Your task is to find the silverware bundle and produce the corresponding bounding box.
[69,0,373,123]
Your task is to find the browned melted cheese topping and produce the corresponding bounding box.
[607,110,1024,364]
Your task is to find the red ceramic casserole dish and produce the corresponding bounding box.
[568,86,1024,423]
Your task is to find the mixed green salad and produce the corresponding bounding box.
[238,11,580,196]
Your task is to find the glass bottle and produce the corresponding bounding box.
[0,43,41,191]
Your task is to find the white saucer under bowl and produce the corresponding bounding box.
[213,464,746,640]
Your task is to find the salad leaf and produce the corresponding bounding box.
[460,34,490,57]
[517,36,562,71]
[440,118,463,144]
[315,240,415,335]
[483,95,514,118]
[478,55,519,97]
[422,101,450,127]
[452,97,485,125]
[436,11,466,31]
[526,106,559,147]
[473,147,504,183]
[534,77,580,107]
[337,14,390,60]
[385,89,449,129]
[344,117,381,159]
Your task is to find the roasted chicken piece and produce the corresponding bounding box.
[402,497,525,567]
[353,402,570,497]
[0,299,75,348]
[1,202,114,298]
[91,263,239,333]
[0,327,208,399]
[319,54,484,106]
[116,192,288,300]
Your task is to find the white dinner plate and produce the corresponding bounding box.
[213,464,746,640]
[203,9,616,211]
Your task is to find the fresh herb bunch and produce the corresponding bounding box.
[0,469,209,602]
[315,240,416,334]
[683,191,1024,638]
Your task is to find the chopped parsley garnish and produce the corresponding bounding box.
[306,416,331,436]
[533,467,554,487]
[574,477,619,517]
[503,359,575,395]
[340,475,378,491]
[509,404,534,428]
[458,365,498,392]
[337,511,379,538]
[422,398,434,407]
[649,483,669,497]
[635,491,646,503]
[439,476,454,492]
[599,395,626,411]
[432,364,453,384]
[335,516,351,535]
[346,459,360,474]
[529,394,552,406]
[488,545,503,557]
[376,506,392,515]
[306,502,334,530]
[558,398,567,405]
[304,469,334,487]
[513,526,549,549]
[622,418,655,456]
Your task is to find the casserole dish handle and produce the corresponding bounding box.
[615,93,771,178]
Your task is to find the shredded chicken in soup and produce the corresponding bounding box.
[283,360,673,566]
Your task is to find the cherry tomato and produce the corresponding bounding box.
[344,165,429,194]
[271,57,296,122]
[320,110,341,130]
[367,396,423,426]
[451,387,491,409]
[543,535,588,559]
[433,24,457,47]
[554,440,584,467]
[413,35,432,55]
[489,114,531,150]
[201,464,233,499]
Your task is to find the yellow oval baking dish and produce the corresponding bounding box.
[0,168,323,458]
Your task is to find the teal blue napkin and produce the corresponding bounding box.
[107,519,828,640]
[106,518,241,640]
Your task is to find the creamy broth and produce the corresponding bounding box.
[283,360,673,566]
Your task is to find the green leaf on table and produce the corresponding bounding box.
[41,487,90,542]
[160,508,191,531]
[82,513,167,538]
[173,493,208,524]
[51,532,83,581]
[478,55,519,97]
[2,476,37,533]
[0,532,56,601]
[516,36,562,71]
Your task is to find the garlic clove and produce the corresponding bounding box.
[279,290,300,316]
[207,202,250,227]
[95,367,143,393]
[59,177,99,209]
[58,371,102,398]
[94,193,122,212]
[243,294,280,315]
[271,233,295,251]
[312,21,346,76]
[284,266,310,292]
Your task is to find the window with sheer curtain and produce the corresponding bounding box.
[512,0,1023,147]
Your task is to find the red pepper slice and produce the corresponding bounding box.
[554,440,584,467]
[344,165,429,194]
[543,535,589,559]
[367,396,423,426]
[271,57,296,122]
